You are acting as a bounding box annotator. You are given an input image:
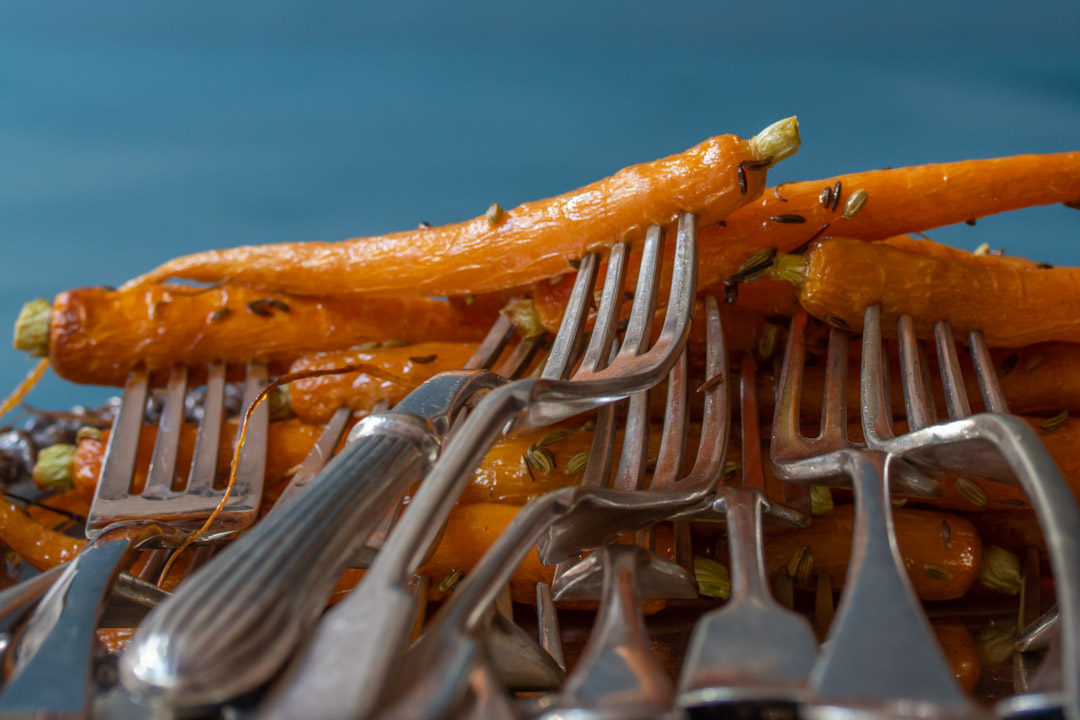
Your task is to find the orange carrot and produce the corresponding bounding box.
[288,342,480,424]
[122,120,800,297]
[0,499,84,571]
[330,502,676,609]
[71,420,322,504]
[695,151,1080,292]
[756,504,981,601]
[786,237,1080,346]
[16,284,494,387]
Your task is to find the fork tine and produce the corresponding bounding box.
[620,225,664,355]
[144,365,188,497]
[651,212,698,354]
[93,367,149,507]
[186,361,226,494]
[611,391,650,491]
[465,314,515,370]
[933,321,972,421]
[968,329,1010,413]
[543,251,601,381]
[578,244,629,375]
[820,326,850,444]
[860,304,896,446]
[649,352,688,491]
[232,361,269,495]
[897,315,936,431]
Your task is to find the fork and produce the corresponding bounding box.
[770,309,974,716]
[362,296,726,720]
[244,212,697,720]
[677,352,816,713]
[0,360,268,717]
[122,309,542,707]
[859,304,1080,720]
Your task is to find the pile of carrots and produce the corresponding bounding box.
[6,115,1080,691]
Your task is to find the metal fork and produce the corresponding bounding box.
[771,309,974,717]
[677,352,815,713]
[363,297,729,720]
[245,212,697,720]
[122,311,542,708]
[0,361,268,717]
[860,304,1080,720]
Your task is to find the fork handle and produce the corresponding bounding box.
[0,524,167,718]
[120,419,435,710]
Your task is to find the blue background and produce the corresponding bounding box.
[2,0,1079,412]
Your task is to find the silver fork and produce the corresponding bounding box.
[677,351,816,713]
[364,297,729,720]
[0,361,268,718]
[246,212,697,720]
[121,311,543,709]
[771,309,974,717]
[860,304,1080,720]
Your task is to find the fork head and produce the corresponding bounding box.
[860,304,1015,482]
[89,360,269,540]
[536,294,730,564]
[772,310,858,470]
[505,211,698,433]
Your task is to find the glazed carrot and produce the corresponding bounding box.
[330,502,676,609]
[13,284,496,387]
[288,342,480,424]
[779,237,1080,346]
[754,504,981,601]
[933,621,981,693]
[694,151,1080,292]
[25,489,90,530]
[70,420,323,504]
[761,341,1080,422]
[121,120,800,297]
[0,499,84,571]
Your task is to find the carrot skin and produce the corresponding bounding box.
[123,127,791,296]
[288,342,480,424]
[798,237,1080,346]
[45,285,494,386]
[757,504,981,601]
[696,152,1080,289]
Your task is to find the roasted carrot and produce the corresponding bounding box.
[121,120,800,297]
[13,284,495,387]
[760,341,1080,422]
[288,342,480,424]
[933,621,981,693]
[694,151,1080,293]
[25,489,90,530]
[329,502,676,609]
[0,499,84,571]
[752,504,981,601]
[777,237,1080,346]
[70,420,323,504]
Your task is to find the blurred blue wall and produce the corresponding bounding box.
[2,0,1079,410]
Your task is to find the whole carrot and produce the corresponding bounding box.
[121,119,801,297]
[288,342,481,424]
[695,151,1080,292]
[14,284,495,386]
[778,236,1080,346]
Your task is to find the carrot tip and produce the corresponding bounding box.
[751,116,801,167]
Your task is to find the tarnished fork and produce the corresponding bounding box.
[860,305,1080,720]
[362,296,729,720]
[771,309,975,718]
[248,212,698,720]
[0,361,268,718]
[677,351,814,714]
